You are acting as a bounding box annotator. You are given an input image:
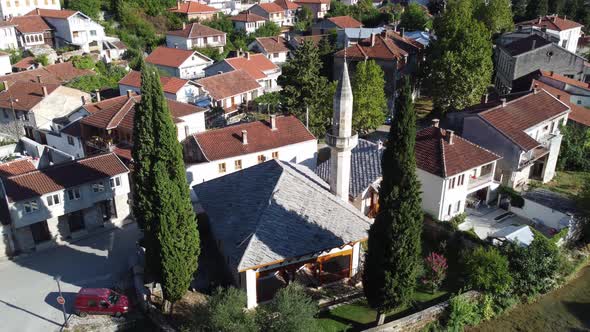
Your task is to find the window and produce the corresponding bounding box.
[257,155,266,163]
[90,30,96,36]
[234,159,242,170]
[67,135,74,146]
[455,201,461,213]
[272,151,279,159]
[34,0,37,4]
[273,53,279,58]
[447,204,452,216]
[448,177,456,190]
[26,0,29,5]
[24,200,38,214]
[73,31,79,38]
[92,182,105,192]
[458,174,465,186]
[577,100,582,105]
[218,162,226,173]
[46,194,60,206]
[14,0,18,7]
[110,176,121,188]
[68,188,81,200]
[5,1,10,8]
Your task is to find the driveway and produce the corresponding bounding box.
[0,223,141,332]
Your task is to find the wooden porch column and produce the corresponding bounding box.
[245,269,258,309]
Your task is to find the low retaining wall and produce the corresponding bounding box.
[363,291,479,332]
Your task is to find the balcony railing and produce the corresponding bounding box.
[467,173,494,191]
[325,132,358,150]
[519,146,549,168]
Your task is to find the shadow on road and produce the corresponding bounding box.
[0,299,62,327]
[44,292,77,314]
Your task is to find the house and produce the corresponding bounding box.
[515,15,584,53]
[79,93,207,159]
[12,56,37,72]
[192,160,369,308]
[0,61,93,86]
[166,23,226,52]
[101,38,128,64]
[537,70,590,107]
[312,15,362,34]
[168,0,219,21]
[118,70,201,104]
[8,14,55,49]
[0,153,130,256]
[288,33,327,49]
[531,78,590,128]
[494,35,587,94]
[204,51,281,92]
[145,46,213,80]
[45,117,86,159]
[0,52,12,75]
[248,3,285,26]
[461,89,570,190]
[0,0,60,18]
[193,69,262,118]
[184,115,317,185]
[273,0,299,26]
[294,0,330,20]
[343,27,384,47]
[230,12,267,34]
[0,80,90,143]
[0,22,18,49]
[248,36,290,64]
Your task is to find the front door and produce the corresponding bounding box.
[68,211,85,233]
[31,221,51,244]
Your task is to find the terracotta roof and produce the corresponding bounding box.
[335,34,408,61]
[478,90,571,151]
[224,53,279,80]
[230,12,266,22]
[253,36,290,53]
[169,1,218,14]
[502,34,552,56]
[295,0,330,4]
[532,79,590,128]
[195,70,260,100]
[0,158,36,178]
[386,30,425,51]
[146,46,208,68]
[113,144,132,162]
[119,71,190,94]
[327,16,363,29]
[415,127,501,178]
[13,57,37,70]
[191,116,315,161]
[0,62,94,85]
[2,153,129,202]
[8,15,51,33]
[166,23,225,39]
[293,34,327,46]
[274,0,300,10]
[540,71,590,90]
[81,94,205,131]
[25,8,78,19]
[257,2,285,13]
[517,15,583,32]
[0,81,60,111]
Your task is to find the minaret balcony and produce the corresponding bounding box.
[326,132,359,151]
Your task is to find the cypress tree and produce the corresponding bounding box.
[149,69,200,311]
[362,77,423,323]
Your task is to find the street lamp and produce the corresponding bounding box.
[54,275,69,328]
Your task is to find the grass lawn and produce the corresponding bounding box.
[530,171,590,198]
[317,290,448,332]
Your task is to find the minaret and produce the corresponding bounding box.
[327,61,358,201]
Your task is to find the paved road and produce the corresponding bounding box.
[0,223,141,332]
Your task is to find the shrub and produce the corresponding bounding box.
[257,283,318,332]
[499,186,525,208]
[478,294,495,321]
[464,246,512,294]
[207,287,258,332]
[446,294,481,332]
[449,213,467,230]
[422,252,448,293]
[35,54,49,66]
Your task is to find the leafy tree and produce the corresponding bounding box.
[512,0,529,19]
[422,252,448,293]
[34,54,49,66]
[526,0,548,18]
[424,0,493,114]
[258,283,318,332]
[295,6,314,32]
[475,0,514,35]
[203,14,234,34]
[194,46,227,62]
[351,60,387,135]
[279,40,335,137]
[464,246,512,294]
[254,22,281,38]
[72,55,96,70]
[549,0,565,14]
[317,32,337,79]
[400,3,432,31]
[363,77,423,321]
[207,287,258,332]
[65,0,102,19]
[557,124,590,171]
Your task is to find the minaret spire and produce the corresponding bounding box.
[326,61,358,201]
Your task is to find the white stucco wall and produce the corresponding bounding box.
[0,0,60,18]
[416,168,444,220]
[0,54,11,75]
[510,198,571,230]
[0,26,18,50]
[176,111,206,141]
[46,132,85,159]
[31,87,90,131]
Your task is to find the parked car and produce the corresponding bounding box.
[74,288,130,317]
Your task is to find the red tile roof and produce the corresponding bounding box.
[294,0,330,4]
[166,23,225,39]
[478,90,571,151]
[541,71,590,91]
[0,158,36,178]
[327,16,363,29]
[195,70,261,100]
[0,81,60,111]
[169,1,218,14]
[119,71,190,94]
[258,2,285,13]
[517,15,583,31]
[146,46,209,68]
[81,94,205,131]
[415,127,500,178]
[532,79,590,128]
[8,15,51,33]
[25,8,78,19]
[192,116,315,161]
[13,57,37,70]
[224,53,279,80]
[335,33,408,61]
[253,36,290,53]
[230,12,267,22]
[2,153,129,202]
[0,62,94,85]
[274,0,300,10]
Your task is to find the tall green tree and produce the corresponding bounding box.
[424,0,493,113]
[526,0,548,18]
[400,3,432,31]
[549,0,565,14]
[557,125,590,171]
[351,60,387,135]
[475,0,514,35]
[465,246,512,294]
[65,0,101,19]
[512,0,529,20]
[363,77,423,323]
[279,40,335,137]
[254,22,281,38]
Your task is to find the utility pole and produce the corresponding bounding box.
[54,275,69,328]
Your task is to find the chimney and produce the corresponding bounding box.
[550,71,554,76]
[270,114,277,131]
[482,93,489,103]
[377,140,383,150]
[553,15,557,22]
[2,80,8,90]
[42,86,48,97]
[400,27,405,38]
[184,125,190,138]
[501,98,507,107]
[36,75,42,83]
[245,52,250,60]
[370,33,376,47]
[446,130,455,145]
[531,39,537,50]
[556,94,561,100]
[95,89,101,102]
[380,29,386,37]
[174,43,178,49]
[127,90,133,98]
[538,16,542,24]
[241,130,248,144]
[36,8,40,15]
[432,118,440,128]
[177,1,181,10]
[81,95,87,104]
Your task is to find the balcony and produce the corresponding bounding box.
[519,146,549,169]
[325,132,358,150]
[467,172,494,191]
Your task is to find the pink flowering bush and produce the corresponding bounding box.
[422,252,448,293]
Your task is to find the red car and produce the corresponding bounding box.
[74,288,130,317]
